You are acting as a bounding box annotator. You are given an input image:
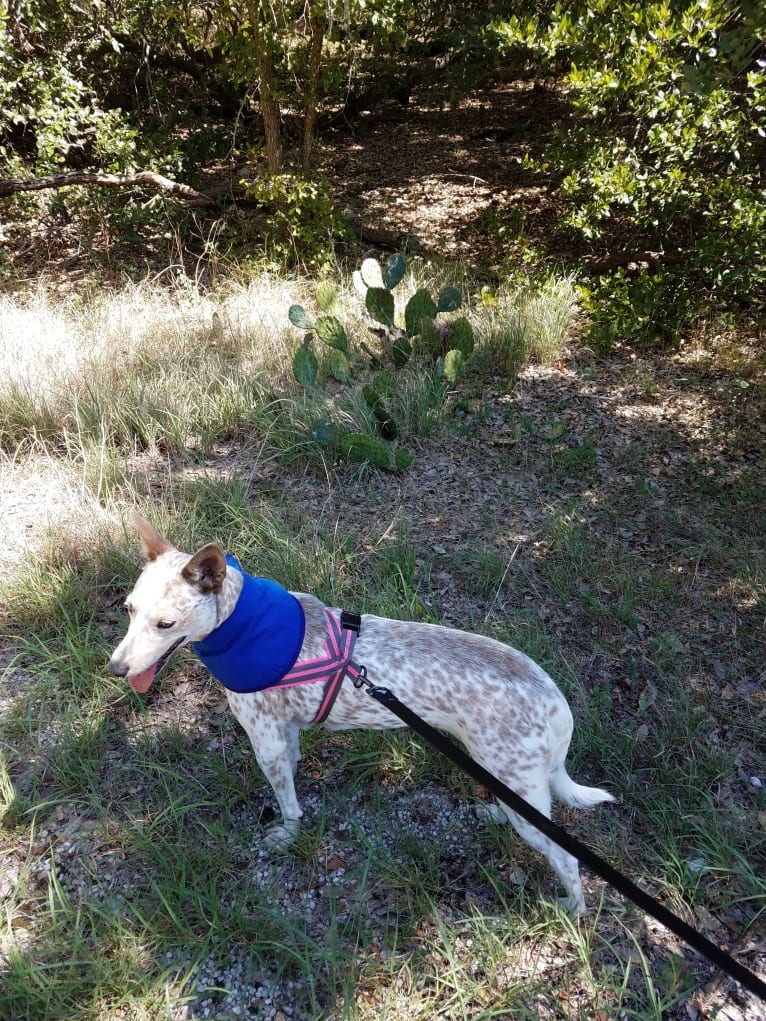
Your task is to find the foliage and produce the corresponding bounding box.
[0,3,138,175]
[244,171,349,272]
[288,253,475,468]
[4,0,764,344]
[493,0,766,342]
[352,254,475,380]
[1,0,509,272]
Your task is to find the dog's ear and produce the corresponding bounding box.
[132,510,175,561]
[182,543,227,594]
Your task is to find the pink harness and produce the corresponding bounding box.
[279,610,363,724]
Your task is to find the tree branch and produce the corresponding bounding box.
[0,170,216,206]
[586,250,681,274]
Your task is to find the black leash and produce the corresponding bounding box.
[351,673,766,1003]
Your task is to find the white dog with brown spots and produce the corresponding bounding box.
[109,512,614,915]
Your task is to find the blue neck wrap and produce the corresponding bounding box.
[192,555,306,693]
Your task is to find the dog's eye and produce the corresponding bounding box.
[156,620,176,630]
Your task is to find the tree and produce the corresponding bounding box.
[493,0,766,340]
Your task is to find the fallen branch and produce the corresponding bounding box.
[343,209,423,252]
[0,170,216,207]
[586,250,681,274]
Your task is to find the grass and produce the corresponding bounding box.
[1,262,764,1019]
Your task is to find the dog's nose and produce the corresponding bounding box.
[108,658,128,677]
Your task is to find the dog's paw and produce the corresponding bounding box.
[263,820,300,851]
[557,893,587,918]
[476,802,509,826]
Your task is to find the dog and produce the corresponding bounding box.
[109,512,614,915]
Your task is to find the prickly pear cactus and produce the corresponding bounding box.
[339,432,392,469]
[404,289,438,338]
[394,447,414,470]
[363,384,399,440]
[449,317,475,355]
[289,253,473,471]
[310,420,342,446]
[289,304,314,330]
[315,280,337,313]
[293,340,319,388]
[314,315,348,352]
[366,287,396,328]
[443,348,466,382]
[289,289,351,388]
[354,256,472,379]
[308,420,411,471]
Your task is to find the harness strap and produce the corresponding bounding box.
[279,610,363,724]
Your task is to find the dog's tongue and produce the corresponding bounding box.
[128,665,157,693]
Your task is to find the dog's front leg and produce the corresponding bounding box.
[227,695,303,849]
[254,735,303,850]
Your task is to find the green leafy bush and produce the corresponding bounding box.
[244,172,349,272]
[493,0,766,342]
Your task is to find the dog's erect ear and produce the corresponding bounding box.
[132,510,175,561]
[181,543,228,594]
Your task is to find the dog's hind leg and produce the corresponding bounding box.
[497,780,586,916]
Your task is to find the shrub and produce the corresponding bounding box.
[243,172,349,272]
[287,253,477,468]
[493,0,766,342]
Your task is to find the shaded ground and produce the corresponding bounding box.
[0,80,578,285]
[328,79,576,268]
[3,337,763,1017]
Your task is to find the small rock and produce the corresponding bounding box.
[413,797,436,822]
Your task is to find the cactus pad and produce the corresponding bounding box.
[394,448,414,470]
[310,420,342,446]
[289,304,314,329]
[383,253,406,289]
[360,258,384,289]
[416,317,443,358]
[293,344,318,388]
[315,281,338,312]
[436,286,463,313]
[339,433,391,469]
[405,289,438,337]
[315,315,349,352]
[328,350,351,383]
[450,316,475,355]
[366,287,396,327]
[444,348,466,382]
[363,385,399,439]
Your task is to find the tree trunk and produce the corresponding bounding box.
[301,10,325,175]
[246,0,282,174]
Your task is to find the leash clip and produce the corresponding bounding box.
[352,664,372,690]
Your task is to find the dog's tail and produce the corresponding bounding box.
[551,766,615,808]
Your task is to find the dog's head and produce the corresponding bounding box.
[108,512,230,692]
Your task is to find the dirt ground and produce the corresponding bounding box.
[327,79,576,267]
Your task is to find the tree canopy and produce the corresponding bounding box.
[1,0,764,340]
